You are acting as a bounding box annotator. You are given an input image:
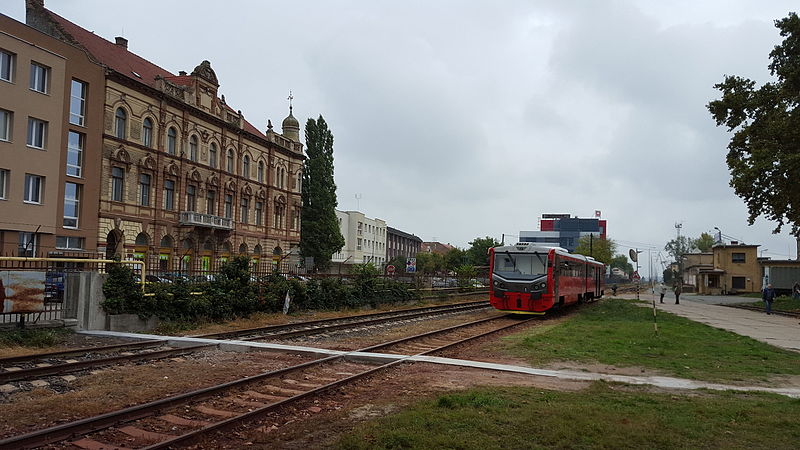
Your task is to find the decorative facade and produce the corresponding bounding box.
[26,1,304,273]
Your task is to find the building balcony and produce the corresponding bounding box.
[179,211,233,230]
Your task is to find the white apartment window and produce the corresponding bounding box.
[66,131,83,177]
[0,50,14,82]
[63,182,80,228]
[115,108,127,139]
[27,117,47,149]
[29,62,49,93]
[167,127,177,155]
[140,173,151,206]
[0,169,8,200]
[209,143,218,168]
[23,174,43,203]
[189,135,198,162]
[69,80,87,126]
[56,236,84,250]
[111,167,124,201]
[163,179,175,210]
[18,232,36,257]
[0,109,11,142]
[142,118,153,148]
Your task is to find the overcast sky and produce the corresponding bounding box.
[5,1,798,277]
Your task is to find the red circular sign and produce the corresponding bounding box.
[387,265,396,274]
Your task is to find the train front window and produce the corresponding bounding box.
[493,252,547,279]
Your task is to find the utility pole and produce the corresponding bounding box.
[675,222,683,299]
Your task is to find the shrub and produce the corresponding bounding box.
[102,263,147,316]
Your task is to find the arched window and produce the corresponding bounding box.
[257,161,264,183]
[134,232,149,246]
[167,127,177,155]
[189,135,198,162]
[209,143,218,168]
[242,155,250,179]
[182,238,194,250]
[239,243,248,254]
[142,118,153,148]
[203,239,214,251]
[115,108,127,139]
[227,149,234,172]
[160,235,174,248]
[253,244,262,256]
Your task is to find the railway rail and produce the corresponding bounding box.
[721,303,800,318]
[0,300,490,384]
[0,313,533,449]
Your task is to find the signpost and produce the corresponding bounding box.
[406,258,416,273]
[387,265,396,275]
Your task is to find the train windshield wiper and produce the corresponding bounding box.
[504,251,517,271]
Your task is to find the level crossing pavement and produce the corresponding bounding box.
[620,291,800,353]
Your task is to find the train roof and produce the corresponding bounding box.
[492,243,604,265]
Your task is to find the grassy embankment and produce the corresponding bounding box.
[335,299,800,449]
[745,295,800,312]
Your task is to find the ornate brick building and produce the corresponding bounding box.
[27,1,304,273]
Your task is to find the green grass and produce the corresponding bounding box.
[336,383,800,450]
[0,327,71,348]
[502,299,800,382]
[746,295,800,312]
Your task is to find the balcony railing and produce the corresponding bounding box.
[179,211,233,230]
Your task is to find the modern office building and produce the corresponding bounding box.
[332,210,387,269]
[519,213,608,252]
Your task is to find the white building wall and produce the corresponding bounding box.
[331,210,387,267]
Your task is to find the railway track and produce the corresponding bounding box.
[0,313,530,449]
[0,300,490,384]
[721,303,800,318]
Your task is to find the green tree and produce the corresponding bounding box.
[300,116,345,271]
[573,235,616,265]
[416,252,444,274]
[664,236,696,262]
[694,232,716,252]
[609,254,634,274]
[466,237,500,266]
[663,268,674,284]
[708,13,800,252]
[444,247,467,271]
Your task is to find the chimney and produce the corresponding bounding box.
[179,71,187,76]
[115,36,128,49]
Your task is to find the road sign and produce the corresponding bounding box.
[406,258,416,273]
[629,249,638,262]
[387,265,396,275]
[632,271,641,281]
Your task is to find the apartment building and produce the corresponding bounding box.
[26,1,304,273]
[0,12,104,256]
[386,226,421,261]
[332,210,387,269]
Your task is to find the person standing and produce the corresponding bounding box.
[762,283,776,315]
[792,282,800,300]
[674,281,682,305]
[659,283,667,303]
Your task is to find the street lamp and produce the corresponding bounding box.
[713,227,722,244]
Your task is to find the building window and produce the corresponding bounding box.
[142,118,153,148]
[209,143,218,168]
[224,194,233,219]
[23,174,43,204]
[56,236,84,250]
[242,155,250,178]
[111,167,124,201]
[731,276,746,290]
[69,80,87,126]
[29,62,49,93]
[257,161,264,183]
[163,179,175,210]
[240,197,249,224]
[139,173,151,206]
[206,190,216,215]
[292,209,299,230]
[732,253,746,263]
[227,149,234,173]
[273,204,284,229]
[66,131,83,177]
[167,127,177,155]
[27,117,47,149]
[18,232,36,257]
[0,109,11,142]
[297,172,302,192]
[0,169,7,200]
[186,184,197,212]
[63,182,80,228]
[114,108,126,139]
[0,50,14,82]
[189,135,198,162]
[255,201,263,226]
[276,166,285,188]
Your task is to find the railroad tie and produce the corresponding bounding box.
[158,414,211,427]
[71,438,131,450]
[243,390,286,402]
[194,405,240,418]
[119,426,175,442]
[226,397,267,408]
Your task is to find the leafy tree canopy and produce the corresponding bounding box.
[574,236,616,265]
[695,232,716,252]
[609,254,634,274]
[664,236,697,262]
[444,248,467,271]
[708,13,800,239]
[300,116,344,270]
[467,237,500,266]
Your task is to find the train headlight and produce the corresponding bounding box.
[538,282,546,290]
[493,280,505,289]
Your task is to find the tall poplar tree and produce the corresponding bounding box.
[300,116,344,270]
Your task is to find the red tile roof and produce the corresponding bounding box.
[44,8,270,140]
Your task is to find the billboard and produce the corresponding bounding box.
[1,271,46,314]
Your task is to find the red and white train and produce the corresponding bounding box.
[488,242,605,314]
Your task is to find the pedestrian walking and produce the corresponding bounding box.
[659,283,667,304]
[673,281,682,305]
[793,282,800,300]
[762,283,776,315]
[611,284,618,296]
